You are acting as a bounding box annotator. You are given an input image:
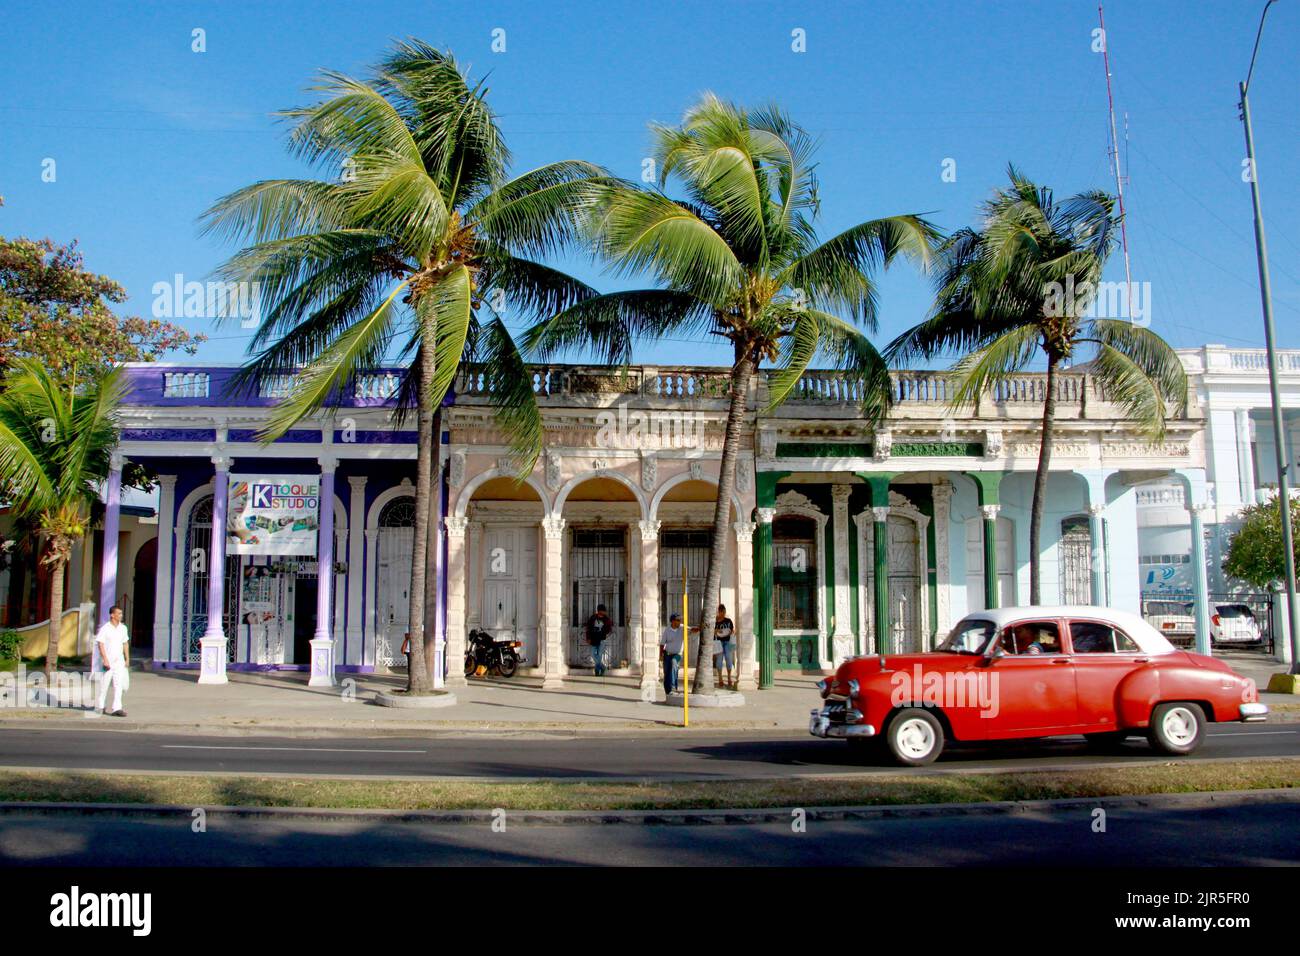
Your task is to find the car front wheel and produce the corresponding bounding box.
[1148,702,1206,755]
[885,708,945,766]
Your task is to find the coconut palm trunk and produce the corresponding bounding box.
[1028,355,1059,605]
[692,350,754,692]
[405,343,436,694]
[422,401,444,685]
[44,541,68,679]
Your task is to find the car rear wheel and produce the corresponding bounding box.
[885,708,944,766]
[1148,702,1206,755]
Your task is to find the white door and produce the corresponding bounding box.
[480,526,539,665]
[376,523,414,667]
[966,516,1015,610]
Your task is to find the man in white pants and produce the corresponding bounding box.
[94,605,130,717]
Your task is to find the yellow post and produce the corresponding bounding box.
[682,567,689,727]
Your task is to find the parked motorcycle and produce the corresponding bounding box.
[464,628,523,678]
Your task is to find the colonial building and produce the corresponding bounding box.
[0,358,1214,690]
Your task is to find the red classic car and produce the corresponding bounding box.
[809,606,1268,765]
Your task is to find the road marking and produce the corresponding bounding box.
[161,745,428,754]
[1209,731,1298,737]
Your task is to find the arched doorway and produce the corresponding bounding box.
[467,476,544,667]
[131,538,157,647]
[374,496,415,667]
[181,495,239,663]
[562,476,639,669]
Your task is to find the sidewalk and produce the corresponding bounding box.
[0,668,824,736]
[0,651,1292,738]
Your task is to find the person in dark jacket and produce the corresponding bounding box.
[585,604,613,676]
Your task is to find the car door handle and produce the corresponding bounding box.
[1050,658,1073,664]
[1132,657,1149,663]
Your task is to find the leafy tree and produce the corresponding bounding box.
[527,95,936,689]
[1223,493,1300,588]
[0,360,123,677]
[887,166,1188,603]
[0,236,202,380]
[202,40,609,693]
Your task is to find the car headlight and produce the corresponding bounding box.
[847,679,860,698]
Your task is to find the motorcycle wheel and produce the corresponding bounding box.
[464,652,477,678]
[496,653,519,678]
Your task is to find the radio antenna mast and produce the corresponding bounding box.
[1099,4,1135,321]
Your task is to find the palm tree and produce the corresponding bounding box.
[202,40,609,693]
[526,95,936,691]
[887,165,1188,602]
[0,360,123,678]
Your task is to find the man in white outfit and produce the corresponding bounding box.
[94,605,130,717]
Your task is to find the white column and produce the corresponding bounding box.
[734,520,756,690]
[98,451,124,629]
[1236,408,1257,506]
[466,520,484,631]
[152,475,177,664]
[444,515,469,687]
[634,519,661,700]
[1088,504,1107,606]
[309,457,337,686]
[540,515,567,689]
[830,485,854,665]
[199,454,230,685]
[345,476,366,667]
[363,528,378,667]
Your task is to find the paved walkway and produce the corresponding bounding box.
[0,650,1292,737]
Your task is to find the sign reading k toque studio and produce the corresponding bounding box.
[226,474,320,555]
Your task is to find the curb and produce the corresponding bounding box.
[0,787,1293,827]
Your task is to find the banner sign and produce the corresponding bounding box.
[227,474,320,555]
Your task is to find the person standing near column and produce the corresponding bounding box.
[95,605,130,716]
[660,612,685,694]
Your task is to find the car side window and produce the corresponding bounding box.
[1001,621,1062,655]
[1114,628,1140,653]
[1070,621,1115,653]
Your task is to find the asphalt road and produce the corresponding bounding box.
[0,723,1296,779]
[2,797,1296,866]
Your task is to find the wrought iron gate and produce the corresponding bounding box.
[569,528,626,667]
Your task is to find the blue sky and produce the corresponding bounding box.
[2,0,1297,368]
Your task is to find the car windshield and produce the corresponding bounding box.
[937,618,996,654]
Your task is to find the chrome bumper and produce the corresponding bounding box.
[1239,702,1269,722]
[809,707,877,739]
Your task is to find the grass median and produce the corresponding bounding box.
[0,759,1295,813]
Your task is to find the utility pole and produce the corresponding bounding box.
[1238,0,1300,677]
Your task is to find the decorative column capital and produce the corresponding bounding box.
[541,515,567,540]
[347,475,367,492]
[1087,503,1107,517]
[155,474,177,490]
[831,484,853,503]
[210,454,231,471]
[1187,502,1210,518]
[444,515,469,538]
[931,481,952,504]
[733,520,756,543]
[109,450,126,471]
[873,428,892,462]
[318,454,339,473]
[756,507,776,525]
[636,519,662,540]
[872,505,891,523]
[980,504,1001,520]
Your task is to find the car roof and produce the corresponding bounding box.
[955,606,1177,655]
